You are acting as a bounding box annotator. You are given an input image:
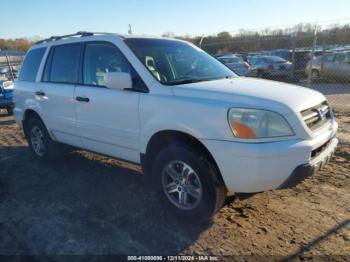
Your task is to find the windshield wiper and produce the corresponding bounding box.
[167,75,236,86]
[164,76,236,86]
[166,78,210,86]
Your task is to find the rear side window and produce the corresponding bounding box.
[47,43,81,84]
[18,48,46,82]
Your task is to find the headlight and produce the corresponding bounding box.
[228,108,294,139]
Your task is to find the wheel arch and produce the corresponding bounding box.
[311,68,320,77]
[142,129,224,186]
[22,109,45,139]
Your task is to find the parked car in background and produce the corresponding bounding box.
[306,51,350,82]
[217,55,251,76]
[232,53,248,62]
[0,67,18,80]
[0,80,14,115]
[248,55,292,80]
[0,67,8,79]
[271,50,312,79]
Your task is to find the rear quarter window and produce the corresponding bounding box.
[18,47,46,82]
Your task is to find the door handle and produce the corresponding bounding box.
[35,91,45,96]
[76,96,90,102]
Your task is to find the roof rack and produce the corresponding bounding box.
[34,31,117,45]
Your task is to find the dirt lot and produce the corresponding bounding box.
[0,111,349,259]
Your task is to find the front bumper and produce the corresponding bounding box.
[201,122,338,193]
[279,136,337,188]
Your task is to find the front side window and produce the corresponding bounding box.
[273,51,291,61]
[323,54,335,63]
[83,43,131,86]
[49,43,81,84]
[248,57,258,65]
[18,47,46,82]
[125,38,236,85]
[335,53,347,63]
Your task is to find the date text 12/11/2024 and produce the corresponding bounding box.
[127,255,219,261]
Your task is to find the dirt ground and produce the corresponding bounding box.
[0,110,349,259]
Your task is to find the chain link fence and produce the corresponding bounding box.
[1,25,350,112]
[0,51,24,81]
[200,24,350,112]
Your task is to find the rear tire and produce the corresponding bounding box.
[257,70,264,79]
[311,69,320,81]
[26,116,60,162]
[152,144,227,222]
[6,106,13,116]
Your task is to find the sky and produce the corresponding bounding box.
[1,0,350,39]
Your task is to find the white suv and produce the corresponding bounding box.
[14,32,338,221]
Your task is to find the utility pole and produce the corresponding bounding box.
[290,32,297,81]
[128,24,132,35]
[307,25,319,87]
[5,52,14,81]
[199,35,205,48]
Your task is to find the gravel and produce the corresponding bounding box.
[0,112,349,258]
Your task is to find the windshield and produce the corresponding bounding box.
[264,56,287,63]
[125,38,237,85]
[219,57,244,63]
[272,51,292,61]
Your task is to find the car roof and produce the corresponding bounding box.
[217,55,240,59]
[334,51,350,54]
[249,55,287,60]
[32,31,185,49]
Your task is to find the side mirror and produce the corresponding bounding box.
[105,72,132,90]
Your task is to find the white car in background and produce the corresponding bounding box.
[14,32,338,221]
[216,54,251,76]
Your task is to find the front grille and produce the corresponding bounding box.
[301,101,332,131]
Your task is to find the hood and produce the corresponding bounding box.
[172,77,326,115]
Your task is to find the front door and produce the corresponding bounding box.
[74,42,141,163]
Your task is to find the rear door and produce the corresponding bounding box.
[344,53,350,82]
[334,53,350,81]
[74,42,142,163]
[321,53,336,79]
[38,43,83,147]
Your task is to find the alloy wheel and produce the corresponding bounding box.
[162,160,202,210]
[30,126,46,156]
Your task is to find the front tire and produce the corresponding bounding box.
[26,116,59,162]
[257,70,264,79]
[152,144,227,222]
